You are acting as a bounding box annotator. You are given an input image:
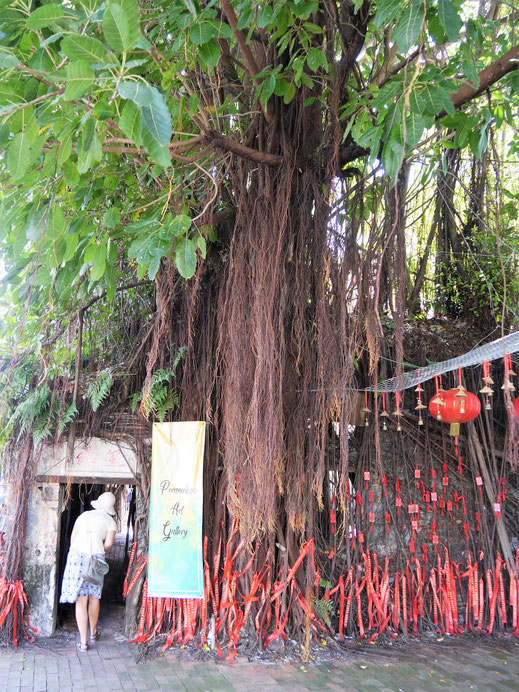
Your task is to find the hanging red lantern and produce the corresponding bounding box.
[513,397,519,419]
[429,387,481,435]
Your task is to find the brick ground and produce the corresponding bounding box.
[1,633,519,691]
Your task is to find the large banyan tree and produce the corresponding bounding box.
[0,0,519,651]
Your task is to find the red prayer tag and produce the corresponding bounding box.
[431,492,438,501]
[476,477,483,486]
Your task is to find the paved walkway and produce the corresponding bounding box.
[1,607,518,691]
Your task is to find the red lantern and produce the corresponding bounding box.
[513,397,519,419]
[429,387,481,436]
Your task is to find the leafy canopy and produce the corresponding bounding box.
[0,0,517,346]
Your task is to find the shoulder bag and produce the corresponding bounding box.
[82,527,109,585]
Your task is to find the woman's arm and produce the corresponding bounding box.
[103,530,116,551]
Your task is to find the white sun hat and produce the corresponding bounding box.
[91,491,116,515]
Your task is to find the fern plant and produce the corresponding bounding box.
[10,384,52,442]
[8,385,79,446]
[86,369,113,412]
[131,347,186,420]
[57,402,78,436]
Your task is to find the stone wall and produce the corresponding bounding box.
[22,483,61,636]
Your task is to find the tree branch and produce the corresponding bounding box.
[448,43,519,111]
[339,44,519,166]
[207,134,283,166]
[220,0,272,125]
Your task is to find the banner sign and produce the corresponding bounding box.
[148,422,205,598]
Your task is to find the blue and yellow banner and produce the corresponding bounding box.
[148,422,205,598]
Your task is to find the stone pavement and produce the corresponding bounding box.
[1,633,519,692]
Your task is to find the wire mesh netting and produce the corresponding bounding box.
[366,331,519,392]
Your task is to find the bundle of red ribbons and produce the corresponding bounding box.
[123,535,519,662]
[0,575,38,646]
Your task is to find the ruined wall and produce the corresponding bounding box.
[22,483,61,636]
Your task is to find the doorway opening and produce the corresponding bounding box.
[56,483,136,632]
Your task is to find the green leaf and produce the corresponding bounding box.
[7,132,30,179]
[0,85,24,108]
[141,99,171,147]
[403,112,425,150]
[257,4,273,28]
[197,235,206,259]
[141,129,171,168]
[48,204,67,240]
[63,161,80,187]
[93,99,113,120]
[284,82,296,104]
[373,0,401,28]
[0,9,24,23]
[381,128,404,179]
[372,80,402,113]
[148,254,161,279]
[103,207,120,228]
[128,233,154,263]
[0,52,19,68]
[175,236,197,278]
[63,232,79,263]
[64,61,94,101]
[109,0,140,47]
[169,214,191,236]
[57,137,72,167]
[90,243,107,281]
[453,114,479,149]
[103,3,135,54]
[61,35,113,65]
[190,21,218,46]
[197,38,220,68]
[26,5,65,31]
[438,0,462,42]
[76,119,102,173]
[393,0,424,53]
[260,74,276,104]
[118,99,142,145]
[0,122,10,146]
[469,122,489,160]
[119,84,172,147]
[183,0,197,16]
[26,206,48,242]
[419,83,454,116]
[306,47,326,73]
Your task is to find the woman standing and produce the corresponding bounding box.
[60,491,117,651]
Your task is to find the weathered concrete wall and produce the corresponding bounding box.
[37,437,138,482]
[22,483,61,637]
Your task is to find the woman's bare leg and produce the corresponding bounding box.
[88,596,100,638]
[75,596,89,646]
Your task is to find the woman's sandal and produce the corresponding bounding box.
[77,642,88,652]
[90,627,102,641]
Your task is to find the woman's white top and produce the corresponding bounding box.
[70,509,117,555]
